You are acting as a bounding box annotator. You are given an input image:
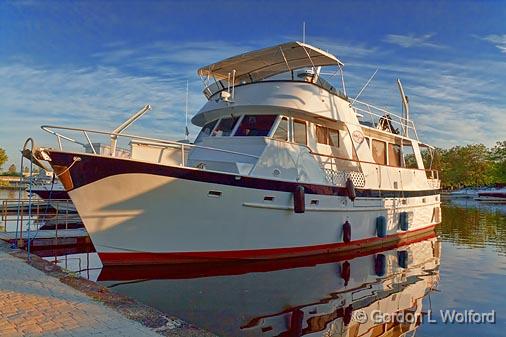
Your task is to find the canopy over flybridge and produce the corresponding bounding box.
[197,41,344,84]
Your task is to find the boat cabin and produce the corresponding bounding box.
[126,42,439,190]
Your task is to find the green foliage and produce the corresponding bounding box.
[489,141,506,184]
[8,164,16,174]
[0,172,21,177]
[0,147,7,170]
[436,141,505,188]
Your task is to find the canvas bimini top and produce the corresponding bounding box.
[197,41,344,85]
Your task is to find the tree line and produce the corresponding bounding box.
[0,147,36,176]
[432,141,506,189]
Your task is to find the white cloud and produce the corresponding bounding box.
[1,37,505,168]
[383,33,444,49]
[0,63,207,166]
[477,34,506,53]
[343,56,506,149]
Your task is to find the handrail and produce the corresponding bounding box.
[353,100,412,124]
[41,125,260,160]
[203,78,347,100]
[352,100,419,140]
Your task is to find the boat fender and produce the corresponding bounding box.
[342,221,351,242]
[340,260,351,286]
[288,308,304,335]
[374,253,386,277]
[376,216,387,238]
[399,211,409,231]
[398,250,408,268]
[344,305,353,326]
[346,178,356,201]
[293,185,305,213]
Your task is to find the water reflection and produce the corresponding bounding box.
[438,201,506,254]
[97,236,440,337]
[35,200,506,336]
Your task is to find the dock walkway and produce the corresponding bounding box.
[0,241,216,337]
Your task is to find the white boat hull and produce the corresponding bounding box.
[46,150,440,265]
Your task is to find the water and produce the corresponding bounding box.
[42,200,506,336]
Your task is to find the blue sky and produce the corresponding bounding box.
[0,0,505,168]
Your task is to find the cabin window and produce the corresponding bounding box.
[234,115,277,137]
[195,120,218,143]
[293,120,307,145]
[316,125,328,144]
[388,143,401,167]
[273,117,289,141]
[328,129,339,147]
[213,116,239,136]
[372,139,387,165]
[402,141,418,168]
[316,125,340,147]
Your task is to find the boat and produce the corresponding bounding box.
[475,188,506,203]
[449,188,479,199]
[27,171,76,212]
[32,41,441,265]
[97,236,441,337]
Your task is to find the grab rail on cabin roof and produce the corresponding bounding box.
[40,125,260,165]
[351,100,419,141]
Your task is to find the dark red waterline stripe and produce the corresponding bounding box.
[97,231,437,280]
[98,224,437,265]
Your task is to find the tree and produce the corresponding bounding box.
[0,147,7,171]
[490,141,506,184]
[438,144,493,188]
[8,164,16,174]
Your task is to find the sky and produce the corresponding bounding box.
[0,0,505,168]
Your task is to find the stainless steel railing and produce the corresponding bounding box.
[352,100,419,140]
[41,125,260,166]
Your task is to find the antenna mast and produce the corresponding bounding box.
[350,67,379,105]
[302,22,306,43]
[397,79,409,137]
[185,80,189,140]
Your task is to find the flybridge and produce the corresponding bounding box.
[197,41,347,99]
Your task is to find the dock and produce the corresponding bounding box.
[0,229,91,248]
[0,198,218,336]
[0,239,217,337]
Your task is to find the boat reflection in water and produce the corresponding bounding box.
[97,234,440,337]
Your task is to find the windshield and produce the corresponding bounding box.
[213,116,239,136]
[234,115,277,137]
[194,120,218,143]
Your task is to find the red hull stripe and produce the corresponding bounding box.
[98,232,437,280]
[98,224,437,266]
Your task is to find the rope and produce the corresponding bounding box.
[55,156,81,177]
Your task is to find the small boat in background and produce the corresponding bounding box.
[449,188,479,199]
[475,188,506,203]
[27,170,76,212]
